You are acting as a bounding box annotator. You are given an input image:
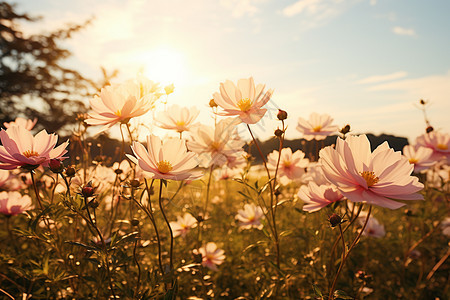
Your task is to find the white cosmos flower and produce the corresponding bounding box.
[157,104,200,134]
[128,135,202,181]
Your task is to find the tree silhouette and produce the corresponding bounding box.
[0,1,93,133]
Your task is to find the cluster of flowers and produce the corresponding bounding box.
[0,75,449,274]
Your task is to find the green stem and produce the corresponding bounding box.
[329,205,372,299]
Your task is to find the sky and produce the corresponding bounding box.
[13,0,450,143]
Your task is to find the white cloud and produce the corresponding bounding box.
[370,0,377,6]
[281,0,359,30]
[392,26,416,37]
[220,0,264,18]
[357,71,408,84]
[282,0,322,17]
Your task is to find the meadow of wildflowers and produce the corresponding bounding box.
[0,76,448,300]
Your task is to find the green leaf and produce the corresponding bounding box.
[312,283,323,297]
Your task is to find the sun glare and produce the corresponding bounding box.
[140,46,187,86]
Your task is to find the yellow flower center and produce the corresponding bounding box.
[437,143,448,150]
[176,121,186,127]
[210,141,222,151]
[157,160,173,173]
[237,98,253,112]
[312,125,322,132]
[360,171,379,187]
[115,109,122,117]
[409,158,418,164]
[23,150,39,158]
[283,161,292,168]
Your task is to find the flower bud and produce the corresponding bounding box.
[65,166,76,177]
[340,124,351,135]
[328,213,342,227]
[49,159,64,173]
[419,99,426,105]
[130,219,140,227]
[277,109,287,121]
[209,99,218,108]
[130,179,141,188]
[426,126,434,133]
[164,83,175,95]
[274,129,284,137]
[81,181,95,198]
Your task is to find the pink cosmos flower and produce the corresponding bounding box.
[235,203,264,230]
[128,135,202,181]
[297,112,339,141]
[0,191,34,216]
[157,104,200,134]
[441,217,450,237]
[416,131,450,162]
[86,78,161,132]
[298,182,343,212]
[170,213,197,238]
[402,145,435,173]
[3,117,37,130]
[0,170,10,189]
[319,134,424,209]
[196,242,226,271]
[187,118,245,167]
[267,148,309,185]
[0,125,69,170]
[212,77,274,124]
[358,213,386,238]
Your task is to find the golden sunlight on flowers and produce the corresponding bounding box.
[196,242,226,271]
[157,104,199,134]
[402,145,435,173]
[128,135,202,181]
[0,125,68,170]
[0,191,33,216]
[267,148,309,185]
[86,76,162,133]
[3,117,37,131]
[416,131,450,162]
[298,182,343,212]
[187,118,244,167]
[235,203,264,230]
[213,77,273,124]
[297,112,339,141]
[169,213,197,238]
[319,134,424,209]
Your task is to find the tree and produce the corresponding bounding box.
[0,1,93,133]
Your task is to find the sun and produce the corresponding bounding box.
[140,46,187,86]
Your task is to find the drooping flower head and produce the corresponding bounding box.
[298,182,343,212]
[157,104,199,134]
[416,131,450,162]
[170,213,198,238]
[0,125,69,170]
[319,135,424,209]
[86,77,162,132]
[235,203,265,230]
[187,118,245,167]
[267,148,309,185]
[297,112,339,141]
[128,135,202,181]
[402,145,435,173]
[0,191,34,216]
[213,77,274,124]
[3,117,37,131]
[196,242,226,271]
